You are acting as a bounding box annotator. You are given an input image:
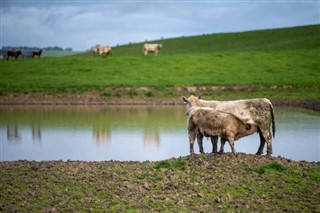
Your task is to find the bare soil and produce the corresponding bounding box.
[0,90,319,111]
[1,153,319,212]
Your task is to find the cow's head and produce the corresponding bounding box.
[158,44,163,49]
[181,95,201,111]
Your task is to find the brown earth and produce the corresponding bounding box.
[0,91,319,111]
[1,153,319,212]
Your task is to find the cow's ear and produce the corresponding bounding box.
[181,96,189,104]
[198,95,202,100]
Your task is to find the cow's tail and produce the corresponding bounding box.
[269,103,275,138]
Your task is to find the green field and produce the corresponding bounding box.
[1,25,319,100]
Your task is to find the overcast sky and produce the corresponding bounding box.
[1,0,319,51]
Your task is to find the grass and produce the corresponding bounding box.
[112,25,320,55]
[252,163,286,174]
[154,159,186,170]
[0,25,319,100]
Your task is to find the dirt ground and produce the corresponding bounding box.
[0,91,319,111]
[1,153,319,212]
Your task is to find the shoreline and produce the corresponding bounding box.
[1,92,319,111]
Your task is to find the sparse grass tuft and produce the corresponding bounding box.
[253,163,286,174]
[154,159,186,171]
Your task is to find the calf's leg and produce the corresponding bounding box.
[211,136,218,153]
[188,130,197,155]
[219,138,226,153]
[196,131,204,154]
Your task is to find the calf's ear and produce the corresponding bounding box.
[246,123,251,130]
[181,96,189,104]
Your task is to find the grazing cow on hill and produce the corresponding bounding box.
[7,50,22,60]
[187,106,258,155]
[92,46,99,56]
[97,46,112,56]
[182,95,275,156]
[144,43,162,56]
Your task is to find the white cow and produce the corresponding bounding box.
[182,96,275,156]
[97,46,112,56]
[92,46,99,56]
[144,44,162,56]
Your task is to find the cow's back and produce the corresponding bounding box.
[197,98,272,126]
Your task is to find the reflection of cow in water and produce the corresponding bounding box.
[7,50,22,60]
[32,49,42,58]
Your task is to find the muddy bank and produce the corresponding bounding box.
[1,153,319,212]
[1,92,319,111]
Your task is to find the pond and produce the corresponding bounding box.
[0,106,319,162]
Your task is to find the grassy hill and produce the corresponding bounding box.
[111,25,320,55]
[1,25,319,101]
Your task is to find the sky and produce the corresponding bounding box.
[1,0,319,51]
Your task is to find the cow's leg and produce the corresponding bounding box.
[256,130,265,155]
[261,129,273,156]
[188,130,196,155]
[211,136,218,153]
[196,131,204,154]
[219,138,226,153]
[144,50,148,55]
[227,139,236,154]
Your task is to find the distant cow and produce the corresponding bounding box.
[187,107,258,155]
[92,47,99,56]
[32,49,42,58]
[7,50,22,60]
[144,43,162,56]
[98,46,112,56]
[182,96,275,156]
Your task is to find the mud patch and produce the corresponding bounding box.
[1,90,319,111]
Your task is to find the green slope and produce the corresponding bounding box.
[111,25,320,55]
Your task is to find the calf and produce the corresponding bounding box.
[187,107,257,155]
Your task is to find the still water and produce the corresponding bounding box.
[0,106,319,162]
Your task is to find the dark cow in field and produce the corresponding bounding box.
[32,49,43,58]
[144,43,162,56]
[7,50,22,60]
[187,106,258,155]
[182,96,275,156]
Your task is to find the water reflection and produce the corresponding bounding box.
[0,106,319,162]
[7,124,21,141]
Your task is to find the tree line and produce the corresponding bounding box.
[1,46,72,51]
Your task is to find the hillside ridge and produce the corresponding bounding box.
[111,24,320,55]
